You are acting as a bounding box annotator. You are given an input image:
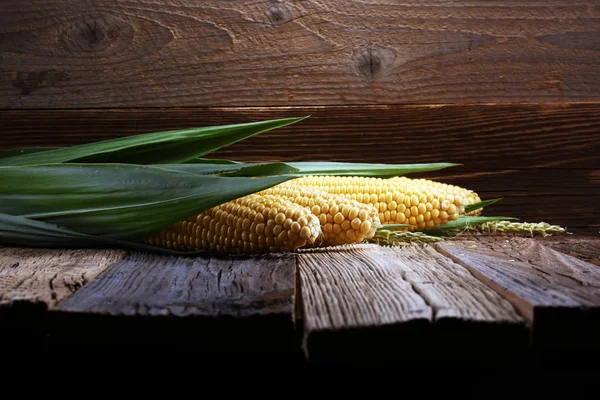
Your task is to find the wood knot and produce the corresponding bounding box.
[13,69,69,95]
[61,14,134,56]
[353,45,396,79]
[265,3,297,25]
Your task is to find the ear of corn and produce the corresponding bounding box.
[1,116,530,255]
[389,177,482,216]
[147,176,485,254]
[279,176,479,230]
[258,186,381,246]
[147,193,321,254]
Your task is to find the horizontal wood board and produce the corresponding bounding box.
[1,0,599,108]
[0,247,126,310]
[298,244,527,363]
[56,251,296,318]
[0,235,598,360]
[538,236,600,267]
[49,251,298,353]
[436,236,600,358]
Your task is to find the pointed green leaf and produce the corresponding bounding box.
[0,163,293,240]
[0,117,307,166]
[279,162,459,177]
[0,147,60,159]
[190,158,243,165]
[152,162,297,177]
[0,213,205,254]
[464,198,503,214]
[183,160,460,177]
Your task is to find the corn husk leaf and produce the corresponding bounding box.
[0,163,296,241]
[0,213,207,255]
[464,198,502,214]
[194,158,243,165]
[162,161,459,177]
[285,162,460,176]
[424,216,518,236]
[0,147,60,159]
[151,162,295,177]
[0,117,306,166]
[3,155,460,177]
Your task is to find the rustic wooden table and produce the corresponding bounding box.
[2,235,598,366]
[1,0,599,371]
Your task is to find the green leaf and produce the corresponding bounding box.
[152,162,298,177]
[0,117,307,166]
[283,162,459,177]
[0,163,293,240]
[377,224,411,230]
[183,160,460,177]
[0,213,205,255]
[424,216,518,236]
[153,161,459,178]
[190,158,243,165]
[218,163,299,177]
[464,198,503,214]
[0,147,60,159]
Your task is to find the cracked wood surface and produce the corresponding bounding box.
[385,245,523,323]
[56,251,296,317]
[0,247,126,310]
[298,244,527,363]
[538,236,600,267]
[437,237,600,319]
[1,0,599,108]
[50,251,298,353]
[436,237,600,356]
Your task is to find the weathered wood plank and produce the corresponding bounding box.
[1,105,597,233]
[537,235,600,267]
[386,245,523,323]
[436,237,600,358]
[2,105,598,169]
[1,0,599,108]
[52,251,298,353]
[57,251,295,317]
[300,245,433,330]
[299,244,527,363]
[0,247,126,310]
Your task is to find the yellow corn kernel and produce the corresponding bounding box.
[281,175,473,231]
[147,193,321,254]
[259,185,381,246]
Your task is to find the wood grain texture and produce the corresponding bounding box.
[1,0,599,108]
[298,244,527,363]
[56,251,295,317]
[2,105,599,169]
[386,245,523,323]
[299,245,432,330]
[538,236,600,267]
[1,105,597,232]
[436,237,600,358]
[50,252,299,353]
[0,247,126,309]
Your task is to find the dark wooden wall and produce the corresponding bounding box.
[1,1,599,233]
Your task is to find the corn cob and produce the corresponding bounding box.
[147,193,321,254]
[259,186,380,246]
[389,177,482,216]
[280,176,473,230]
